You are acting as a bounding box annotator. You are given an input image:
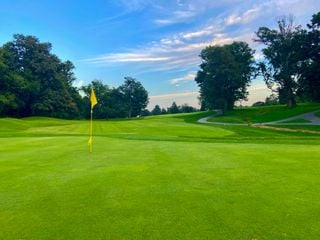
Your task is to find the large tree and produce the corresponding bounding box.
[255,17,303,108]
[118,77,149,118]
[0,48,21,115]
[297,12,320,102]
[0,44,36,117]
[1,34,81,118]
[195,41,255,113]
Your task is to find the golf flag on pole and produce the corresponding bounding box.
[90,88,98,110]
[88,88,98,152]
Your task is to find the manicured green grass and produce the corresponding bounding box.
[1,113,320,239]
[208,103,320,123]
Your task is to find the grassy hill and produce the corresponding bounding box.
[207,103,320,123]
[0,113,320,239]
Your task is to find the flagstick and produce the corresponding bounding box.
[90,109,93,153]
[89,88,97,153]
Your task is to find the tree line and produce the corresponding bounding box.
[0,34,148,119]
[148,102,197,116]
[196,12,320,113]
[82,78,148,119]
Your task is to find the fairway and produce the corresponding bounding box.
[1,113,320,239]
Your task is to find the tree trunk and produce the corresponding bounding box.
[128,97,132,118]
[128,107,132,118]
[287,97,296,108]
[222,100,228,115]
[287,89,296,108]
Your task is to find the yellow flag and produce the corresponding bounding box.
[90,88,98,110]
[88,88,97,152]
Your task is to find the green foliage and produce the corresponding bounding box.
[195,41,255,113]
[252,101,265,107]
[151,104,162,115]
[179,103,196,113]
[81,78,149,119]
[297,12,320,102]
[256,17,302,108]
[0,34,82,118]
[151,103,196,116]
[0,47,32,116]
[81,80,123,119]
[0,36,150,120]
[256,12,320,107]
[265,94,279,105]
[167,101,180,114]
[140,109,151,116]
[118,77,149,118]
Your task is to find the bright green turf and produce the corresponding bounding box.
[208,103,320,123]
[1,113,320,239]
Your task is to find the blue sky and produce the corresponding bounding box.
[1,0,319,109]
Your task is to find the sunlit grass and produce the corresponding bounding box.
[0,112,320,239]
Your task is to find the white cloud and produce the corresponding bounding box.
[170,72,196,85]
[248,82,270,92]
[181,30,212,39]
[160,37,184,46]
[225,7,261,26]
[82,30,254,74]
[253,51,264,60]
[115,0,160,11]
[83,53,171,64]
[85,0,320,76]
[72,80,84,88]
[154,19,176,26]
[152,0,252,27]
[155,10,197,26]
[271,0,320,17]
[179,25,222,40]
